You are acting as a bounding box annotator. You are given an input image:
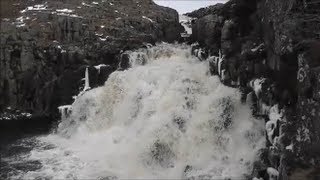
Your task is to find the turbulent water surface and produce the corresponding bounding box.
[1,44,265,179]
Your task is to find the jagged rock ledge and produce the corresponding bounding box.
[188,0,320,179]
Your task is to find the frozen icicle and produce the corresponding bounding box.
[218,51,224,76]
[83,67,91,91]
[265,104,283,145]
[58,105,72,119]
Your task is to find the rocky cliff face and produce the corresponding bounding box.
[0,0,183,118]
[190,0,320,179]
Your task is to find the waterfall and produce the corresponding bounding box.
[15,43,265,179]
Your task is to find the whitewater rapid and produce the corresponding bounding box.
[11,43,265,179]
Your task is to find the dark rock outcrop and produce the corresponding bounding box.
[190,0,320,179]
[0,0,183,118]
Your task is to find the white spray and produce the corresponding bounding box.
[15,43,265,179]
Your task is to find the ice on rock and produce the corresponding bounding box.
[58,105,72,119]
[94,64,108,74]
[266,104,283,145]
[250,78,266,98]
[218,50,224,76]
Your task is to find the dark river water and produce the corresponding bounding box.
[0,117,55,179]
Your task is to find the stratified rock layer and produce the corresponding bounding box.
[190,0,320,179]
[0,0,182,117]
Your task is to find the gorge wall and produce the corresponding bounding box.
[0,0,183,118]
[189,0,320,179]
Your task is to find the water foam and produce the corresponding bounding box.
[14,43,265,179]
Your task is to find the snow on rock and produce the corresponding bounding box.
[142,16,154,23]
[267,167,279,180]
[56,9,74,13]
[92,2,99,5]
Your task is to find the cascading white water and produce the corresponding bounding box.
[15,43,265,179]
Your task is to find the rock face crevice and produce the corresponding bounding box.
[189,0,320,179]
[0,0,183,118]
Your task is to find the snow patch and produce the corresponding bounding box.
[142,16,154,23]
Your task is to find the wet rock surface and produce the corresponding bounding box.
[190,0,320,179]
[0,0,183,118]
